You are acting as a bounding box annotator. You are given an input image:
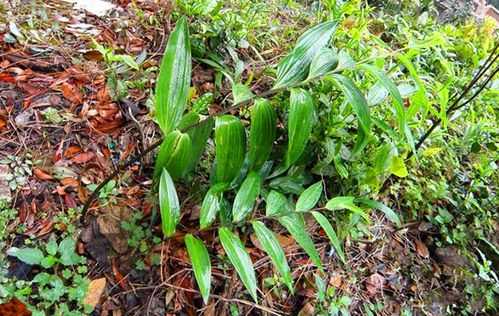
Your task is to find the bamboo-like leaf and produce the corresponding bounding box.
[325,196,367,220]
[286,89,314,167]
[398,54,429,119]
[359,64,415,154]
[278,213,322,269]
[252,221,294,292]
[233,172,261,223]
[274,21,337,89]
[311,211,345,264]
[248,99,276,171]
[296,181,323,212]
[331,74,371,157]
[214,115,246,184]
[199,183,227,229]
[355,198,402,226]
[308,48,338,79]
[155,17,191,135]
[266,190,293,217]
[154,130,193,180]
[159,169,180,237]
[218,227,258,302]
[185,234,211,304]
[232,83,254,104]
[186,116,214,173]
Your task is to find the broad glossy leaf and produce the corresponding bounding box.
[331,74,371,157]
[7,247,44,265]
[308,48,338,79]
[233,172,261,223]
[252,221,293,292]
[355,198,401,226]
[214,115,246,184]
[155,17,191,135]
[159,169,180,237]
[296,181,322,212]
[311,211,346,264]
[219,227,258,302]
[266,190,293,217]
[274,21,337,89]
[286,89,314,167]
[200,183,227,229]
[359,64,415,154]
[389,155,408,177]
[186,116,214,173]
[278,213,322,269]
[232,83,254,104]
[185,234,211,304]
[154,130,193,180]
[248,99,276,171]
[325,196,367,219]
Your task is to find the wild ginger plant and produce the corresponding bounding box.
[153,17,404,303]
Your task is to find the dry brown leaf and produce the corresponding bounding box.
[61,177,79,187]
[366,273,385,297]
[83,277,107,309]
[33,167,54,180]
[64,145,82,158]
[72,152,95,164]
[60,81,83,104]
[415,239,429,258]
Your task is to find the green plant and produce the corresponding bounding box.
[152,17,404,303]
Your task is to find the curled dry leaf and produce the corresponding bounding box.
[366,273,385,297]
[414,239,430,258]
[72,152,95,164]
[60,81,83,104]
[64,145,82,158]
[83,277,107,309]
[33,167,54,180]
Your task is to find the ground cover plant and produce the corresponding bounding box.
[0,0,497,315]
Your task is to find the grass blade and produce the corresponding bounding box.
[311,211,346,264]
[155,17,191,134]
[248,99,276,171]
[214,115,246,184]
[185,234,211,304]
[296,181,322,212]
[325,196,367,220]
[252,221,294,292]
[159,169,180,237]
[219,227,258,302]
[355,198,402,226]
[286,88,314,167]
[233,172,261,223]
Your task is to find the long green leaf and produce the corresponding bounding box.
[214,115,246,184]
[159,169,180,237]
[266,190,293,217]
[286,88,314,167]
[154,130,193,180]
[199,183,227,229]
[398,54,429,119]
[311,211,346,264]
[252,221,293,292]
[325,196,367,220]
[308,48,338,79]
[248,99,276,171]
[274,21,337,89]
[355,198,402,226]
[155,17,191,135]
[296,181,322,212]
[219,228,258,302]
[359,64,415,154]
[233,172,261,223]
[278,213,322,269]
[186,116,214,173]
[331,74,371,157]
[185,234,211,304]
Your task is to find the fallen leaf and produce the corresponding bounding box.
[0,298,31,316]
[64,145,82,158]
[60,177,79,187]
[83,277,107,309]
[414,239,429,258]
[60,81,83,104]
[33,167,53,180]
[97,206,131,254]
[297,302,315,316]
[366,273,385,297]
[72,152,95,164]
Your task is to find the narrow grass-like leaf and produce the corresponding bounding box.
[274,21,337,89]
[331,74,371,157]
[219,227,258,302]
[325,196,367,220]
[200,183,227,229]
[286,89,314,167]
[185,234,211,304]
[355,198,402,226]
[233,172,261,223]
[154,130,193,180]
[214,115,246,184]
[266,190,293,217]
[311,211,346,264]
[278,213,322,269]
[248,99,276,171]
[296,181,322,212]
[155,17,191,135]
[308,48,338,79]
[359,64,415,154]
[159,169,180,237]
[252,221,294,292]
